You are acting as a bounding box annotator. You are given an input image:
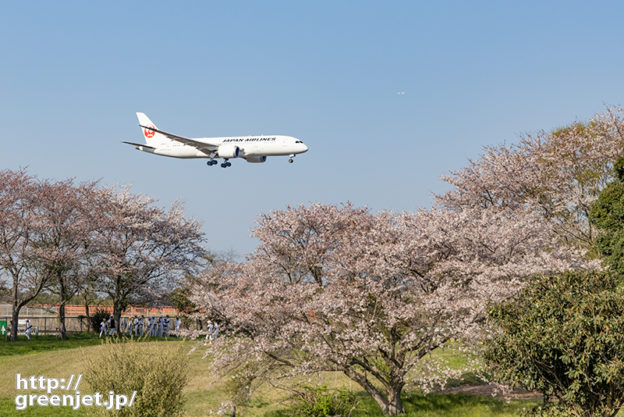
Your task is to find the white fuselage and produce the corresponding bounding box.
[126,113,308,166]
[138,135,308,159]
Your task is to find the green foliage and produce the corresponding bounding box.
[485,271,624,417]
[520,403,577,417]
[288,385,359,417]
[590,155,624,273]
[550,121,593,138]
[83,340,188,417]
[89,310,111,333]
[614,155,624,182]
[168,287,195,313]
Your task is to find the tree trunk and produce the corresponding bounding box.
[113,298,122,334]
[10,281,20,341]
[84,300,91,331]
[343,368,406,415]
[112,277,124,334]
[58,303,67,339]
[58,279,68,339]
[9,267,49,341]
[10,304,21,341]
[385,385,405,415]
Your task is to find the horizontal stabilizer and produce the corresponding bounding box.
[122,141,155,150]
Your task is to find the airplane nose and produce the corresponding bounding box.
[302,144,309,153]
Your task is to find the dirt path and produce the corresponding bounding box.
[434,383,542,400]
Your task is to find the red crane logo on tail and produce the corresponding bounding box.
[144,125,156,138]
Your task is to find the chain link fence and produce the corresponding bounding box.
[2,316,92,336]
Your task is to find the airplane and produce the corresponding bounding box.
[123,113,308,167]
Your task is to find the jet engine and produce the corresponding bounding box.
[217,144,240,159]
[245,155,267,163]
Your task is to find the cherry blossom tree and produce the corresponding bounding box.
[92,187,206,332]
[192,203,586,415]
[30,178,99,339]
[0,170,207,339]
[0,170,53,341]
[190,110,624,414]
[437,107,624,248]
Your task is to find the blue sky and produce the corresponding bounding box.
[1,1,623,255]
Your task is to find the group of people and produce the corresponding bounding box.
[99,315,182,338]
[21,316,220,341]
[205,321,220,341]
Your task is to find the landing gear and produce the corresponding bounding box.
[220,159,232,168]
[288,154,295,164]
[207,159,218,166]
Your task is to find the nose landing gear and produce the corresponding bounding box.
[288,154,295,164]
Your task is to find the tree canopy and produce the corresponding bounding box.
[192,108,624,415]
[485,271,624,417]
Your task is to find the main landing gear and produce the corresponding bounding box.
[206,159,231,167]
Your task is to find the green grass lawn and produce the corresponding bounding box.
[0,332,184,356]
[0,335,542,417]
[0,397,87,416]
[266,392,537,417]
[0,333,103,357]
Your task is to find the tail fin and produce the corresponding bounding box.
[136,112,173,147]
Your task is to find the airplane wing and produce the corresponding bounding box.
[139,125,219,151]
[122,141,155,150]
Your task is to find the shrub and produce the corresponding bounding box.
[485,271,624,417]
[290,385,358,417]
[83,340,188,417]
[89,310,110,333]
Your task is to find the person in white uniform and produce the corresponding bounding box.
[25,319,33,340]
[132,314,139,337]
[175,317,181,335]
[147,316,155,337]
[212,322,219,340]
[99,319,107,338]
[206,321,214,341]
[157,316,164,337]
[163,316,171,337]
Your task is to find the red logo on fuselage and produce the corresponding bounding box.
[144,125,156,138]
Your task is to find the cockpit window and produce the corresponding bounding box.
[295,140,303,143]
